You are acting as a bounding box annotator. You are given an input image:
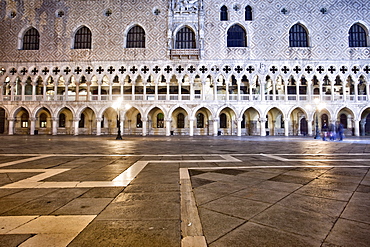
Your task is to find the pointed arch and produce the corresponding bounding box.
[22,27,40,50]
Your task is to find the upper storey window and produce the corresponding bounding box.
[175,27,196,49]
[220,6,228,21]
[23,28,40,50]
[349,23,367,47]
[289,24,308,47]
[74,26,92,49]
[127,25,145,48]
[245,6,252,21]
[227,24,246,47]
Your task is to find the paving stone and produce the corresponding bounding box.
[209,222,321,247]
[0,234,34,247]
[232,187,289,204]
[268,174,314,185]
[53,198,113,215]
[201,195,271,220]
[323,219,370,247]
[2,198,72,216]
[277,193,347,217]
[296,186,353,201]
[251,205,336,241]
[80,187,124,198]
[69,219,180,247]
[198,207,244,244]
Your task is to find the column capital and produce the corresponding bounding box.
[259,118,267,122]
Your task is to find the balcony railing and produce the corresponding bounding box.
[1,93,368,103]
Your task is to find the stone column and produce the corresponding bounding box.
[259,118,266,136]
[354,119,360,137]
[165,119,171,136]
[32,84,36,101]
[132,84,135,101]
[142,118,147,136]
[43,84,47,101]
[52,118,58,135]
[155,82,158,100]
[8,118,14,135]
[284,119,289,136]
[360,119,366,136]
[73,118,80,136]
[189,118,195,136]
[96,118,102,136]
[30,117,36,135]
[178,82,182,101]
[166,83,170,101]
[307,118,313,136]
[190,82,194,101]
[213,119,218,136]
[237,118,242,137]
[21,84,25,101]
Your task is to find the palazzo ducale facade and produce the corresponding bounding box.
[0,0,369,137]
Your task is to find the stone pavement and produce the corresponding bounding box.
[0,135,369,247]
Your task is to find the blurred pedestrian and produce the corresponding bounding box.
[337,122,344,141]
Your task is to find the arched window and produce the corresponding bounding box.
[245,6,252,21]
[21,113,29,128]
[59,113,66,127]
[196,113,204,128]
[157,113,164,128]
[136,113,142,128]
[74,26,92,49]
[220,113,227,128]
[227,25,247,47]
[177,113,185,128]
[23,28,40,50]
[289,24,308,47]
[349,24,367,47]
[40,113,47,128]
[175,27,196,49]
[220,6,228,21]
[79,113,85,128]
[127,26,145,48]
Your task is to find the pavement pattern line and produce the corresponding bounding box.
[0,215,96,247]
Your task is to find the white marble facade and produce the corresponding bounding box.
[0,0,369,137]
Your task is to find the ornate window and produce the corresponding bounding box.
[23,28,40,50]
[40,113,47,128]
[59,113,66,127]
[220,113,227,128]
[196,113,204,128]
[177,113,185,128]
[136,113,142,128]
[175,27,196,49]
[227,24,247,47]
[74,26,92,49]
[289,24,308,47]
[157,113,164,128]
[127,26,145,48]
[245,6,252,21]
[220,6,228,21]
[349,24,367,47]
